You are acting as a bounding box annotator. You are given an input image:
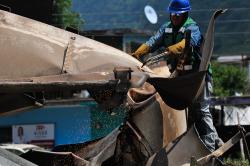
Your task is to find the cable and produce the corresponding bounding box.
[73,7,250,15]
[215,32,250,35]
[197,19,250,24]
[65,7,250,17]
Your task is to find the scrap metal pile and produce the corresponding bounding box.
[0,9,249,166]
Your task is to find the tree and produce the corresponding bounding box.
[53,0,84,30]
[212,62,249,97]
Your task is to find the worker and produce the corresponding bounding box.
[131,0,223,151]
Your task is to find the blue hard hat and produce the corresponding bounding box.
[167,0,191,14]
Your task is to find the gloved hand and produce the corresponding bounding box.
[131,43,150,59]
[166,39,186,55]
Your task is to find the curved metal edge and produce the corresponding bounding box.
[130,72,150,88]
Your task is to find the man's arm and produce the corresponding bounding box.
[146,25,166,52]
[132,25,166,59]
[187,24,202,47]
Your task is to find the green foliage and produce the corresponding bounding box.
[212,62,249,97]
[224,157,249,166]
[53,0,84,29]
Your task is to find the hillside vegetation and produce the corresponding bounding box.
[72,0,250,55]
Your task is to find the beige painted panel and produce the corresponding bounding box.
[156,93,187,146]
[128,81,187,153]
[152,64,187,147]
[0,10,187,151]
[0,10,146,79]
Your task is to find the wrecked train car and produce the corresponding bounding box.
[0,9,248,166]
[0,9,187,164]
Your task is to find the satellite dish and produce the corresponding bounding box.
[144,5,158,24]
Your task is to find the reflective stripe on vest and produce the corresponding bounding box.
[164,27,186,34]
[168,64,192,71]
[165,28,173,33]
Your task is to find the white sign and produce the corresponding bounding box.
[223,106,250,126]
[12,124,54,145]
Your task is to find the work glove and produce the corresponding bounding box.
[131,43,150,59]
[166,39,186,55]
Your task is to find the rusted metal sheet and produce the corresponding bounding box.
[0,73,117,93]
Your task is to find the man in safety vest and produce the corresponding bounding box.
[132,0,223,152]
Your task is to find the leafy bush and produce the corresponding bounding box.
[53,0,84,29]
[224,157,249,166]
[211,62,249,97]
